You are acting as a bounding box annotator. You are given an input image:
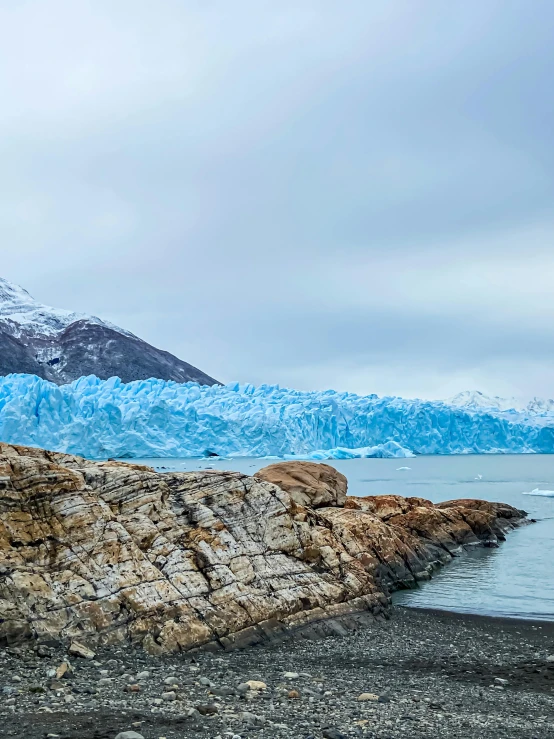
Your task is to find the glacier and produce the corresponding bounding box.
[0,374,554,460]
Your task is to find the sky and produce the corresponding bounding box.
[1,0,553,400]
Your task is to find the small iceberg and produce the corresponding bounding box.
[522,488,554,497]
[475,474,483,480]
[396,466,411,471]
[307,441,415,460]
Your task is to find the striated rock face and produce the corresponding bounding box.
[0,446,526,652]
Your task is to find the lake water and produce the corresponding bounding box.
[131,454,554,622]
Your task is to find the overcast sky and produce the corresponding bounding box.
[1,1,553,400]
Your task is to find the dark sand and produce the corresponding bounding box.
[1,607,553,739]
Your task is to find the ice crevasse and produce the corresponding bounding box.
[0,374,553,460]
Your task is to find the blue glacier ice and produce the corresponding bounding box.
[0,374,553,460]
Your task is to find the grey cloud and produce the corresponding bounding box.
[1,0,553,400]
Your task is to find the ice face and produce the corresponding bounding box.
[0,374,553,460]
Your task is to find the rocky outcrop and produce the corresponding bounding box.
[0,448,526,652]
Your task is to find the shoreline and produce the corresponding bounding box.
[394,604,554,630]
[397,603,554,633]
[1,606,552,739]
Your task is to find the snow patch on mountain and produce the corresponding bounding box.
[0,278,135,340]
[447,390,521,413]
[0,374,553,460]
[447,389,554,417]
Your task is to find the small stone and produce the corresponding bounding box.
[163,676,179,685]
[69,641,95,660]
[210,686,236,696]
[98,678,113,686]
[162,691,176,701]
[322,730,346,739]
[196,703,219,715]
[245,680,267,691]
[283,671,300,679]
[199,676,212,686]
[358,693,379,702]
[237,682,250,695]
[114,733,145,739]
[186,707,200,718]
[127,684,141,693]
[288,689,300,699]
[12,676,21,683]
[241,711,264,726]
[494,677,508,685]
[56,662,70,679]
[136,671,150,680]
[546,655,554,663]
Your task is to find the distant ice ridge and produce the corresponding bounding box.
[0,374,554,460]
[522,489,554,498]
[447,390,554,417]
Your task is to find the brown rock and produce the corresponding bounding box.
[0,444,526,653]
[68,641,95,659]
[255,461,347,507]
[55,662,70,679]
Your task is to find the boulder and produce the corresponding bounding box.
[255,461,347,508]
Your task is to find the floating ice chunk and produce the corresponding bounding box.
[396,466,412,471]
[307,442,414,460]
[475,474,483,480]
[522,488,554,497]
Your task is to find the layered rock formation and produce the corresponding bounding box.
[0,444,526,652]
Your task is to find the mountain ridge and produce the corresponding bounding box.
[0,277,218,386]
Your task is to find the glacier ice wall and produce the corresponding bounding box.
[0,374,553,459]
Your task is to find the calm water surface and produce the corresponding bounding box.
[131,455,554,621]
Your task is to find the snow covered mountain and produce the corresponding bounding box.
[0,278,218,386]
[0,374,552,459]
[447,390,554,417]
[447,390,522,413]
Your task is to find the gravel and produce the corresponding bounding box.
[0,607,552,738]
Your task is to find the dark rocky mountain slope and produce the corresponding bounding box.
[0,278,218,385]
